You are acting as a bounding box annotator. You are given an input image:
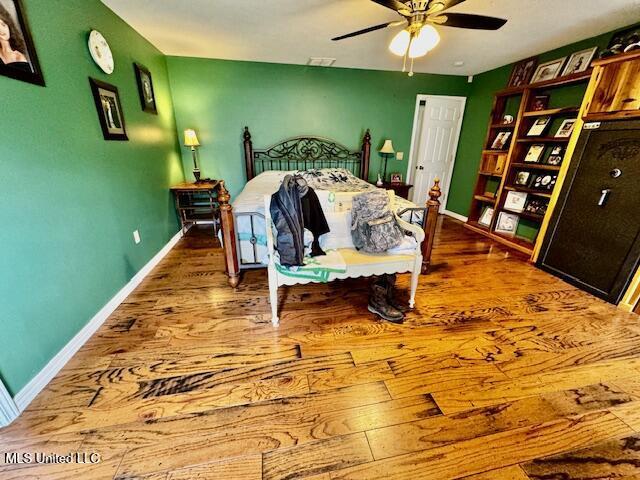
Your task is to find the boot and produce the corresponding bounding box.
[368,276,405,324]
[385,274,409,313]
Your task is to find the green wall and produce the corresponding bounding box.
[445,27,633,216]
[166,57,470,198]
[0,0,183,395]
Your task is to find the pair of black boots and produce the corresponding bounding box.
[367,274,406,324]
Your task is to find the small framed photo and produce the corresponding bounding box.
[527,116,552,136]
[525,199,549,216]
[562,47,598,76]
[0,0,45,86]
[530,57,567,83]
[514,171,531,186]
[531,95,550,112]
[89,78,128,141]
[555,119,577,138]
[546,146,564,166]
[134,63,157,114]
[530,174,557,191]
[507,57,538,88]
[389,173,403,184]
[478,207,494,227]
[524,144,545,163]
[504,191,528,214]
[495,212,519,236]
[491,131,512,150]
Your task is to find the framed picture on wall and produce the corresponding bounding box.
[530,57,566,83]
[134,62,157,114]
[0,0,45,86]
[89,78,128,141]
[507,56,538,88]
[562,47,598,76]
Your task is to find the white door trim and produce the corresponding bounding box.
[0,378,19,427]
[406,94,467,209]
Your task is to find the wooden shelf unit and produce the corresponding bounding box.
[465,70,593,257]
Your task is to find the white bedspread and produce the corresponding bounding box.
[232,169,424,266]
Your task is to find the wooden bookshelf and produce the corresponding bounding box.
[464,68,594,258]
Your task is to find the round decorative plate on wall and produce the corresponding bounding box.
[88,30,114,74]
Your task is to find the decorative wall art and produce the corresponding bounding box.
[0,0,44,86]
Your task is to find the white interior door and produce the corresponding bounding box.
[408,95,466,209]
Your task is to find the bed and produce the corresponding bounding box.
[217,127,442,287]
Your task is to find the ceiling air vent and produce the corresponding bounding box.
[307,57,336,67]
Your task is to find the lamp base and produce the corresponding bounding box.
[193,168,201,182]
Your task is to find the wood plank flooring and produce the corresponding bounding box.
[1,217,640,479]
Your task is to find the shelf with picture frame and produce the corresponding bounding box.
[465,48,597,257]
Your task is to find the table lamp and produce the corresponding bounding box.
[184,129,201,182]
[380,139,395,182]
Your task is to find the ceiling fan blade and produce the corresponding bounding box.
[332,22,397,41]
[426,0,467,15]
[430,13,507,30]
[371,0,412,15]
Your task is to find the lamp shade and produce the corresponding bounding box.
[380,139,395,154]
[389,29,411,57]
[409,25,440,59]
[184,129,200,147]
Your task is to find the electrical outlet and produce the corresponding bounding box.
[133,230,141,244]
[396,152,404,160]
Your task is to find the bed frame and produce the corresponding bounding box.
[218,127,441,287]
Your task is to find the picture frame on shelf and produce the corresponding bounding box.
[134,62,157,114]
[530,57,567,83]
[514,171,531,186]
[531,95,550,112]
[507,56,538,88]
[495,212,519,236]
[89,77,128,141]
[530,173,557,191]
[478,207,494,227]
[525,199,549,216]
[555,119,577,138]
[390,173,403,184]
[546,146,565,166]
[527,116,552,136]
[504,191,528,214]
[0,0,45,86]
[524,144,545,163]
[562,47,598,76]
[491,131,512,150]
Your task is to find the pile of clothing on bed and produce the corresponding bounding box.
[233,168,424,268]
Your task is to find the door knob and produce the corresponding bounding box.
[610,168,622,178]
[598,189,611,207]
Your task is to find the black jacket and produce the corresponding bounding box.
[270,175,329,267]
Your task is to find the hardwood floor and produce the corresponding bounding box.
[1,216,639,479]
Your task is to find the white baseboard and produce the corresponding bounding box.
[12,229,185,415]
[442,209,468,223]
[0,379,19,428]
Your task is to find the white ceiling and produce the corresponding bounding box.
[102,0,640,75]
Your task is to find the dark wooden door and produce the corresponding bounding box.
[538,121,640,304]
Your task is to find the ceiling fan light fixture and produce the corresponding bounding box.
[408,24,440,58]
[389,29,411,56]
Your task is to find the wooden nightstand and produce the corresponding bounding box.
[374,182,414,200]
[171,180,221,234]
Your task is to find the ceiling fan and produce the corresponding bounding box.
[332,0,507,75]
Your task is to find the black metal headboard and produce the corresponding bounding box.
[243,127,371,181]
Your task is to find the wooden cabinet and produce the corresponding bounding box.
[584,50,640,121]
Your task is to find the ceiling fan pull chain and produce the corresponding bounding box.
[409,57,415,77]
[402,50,408,72]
